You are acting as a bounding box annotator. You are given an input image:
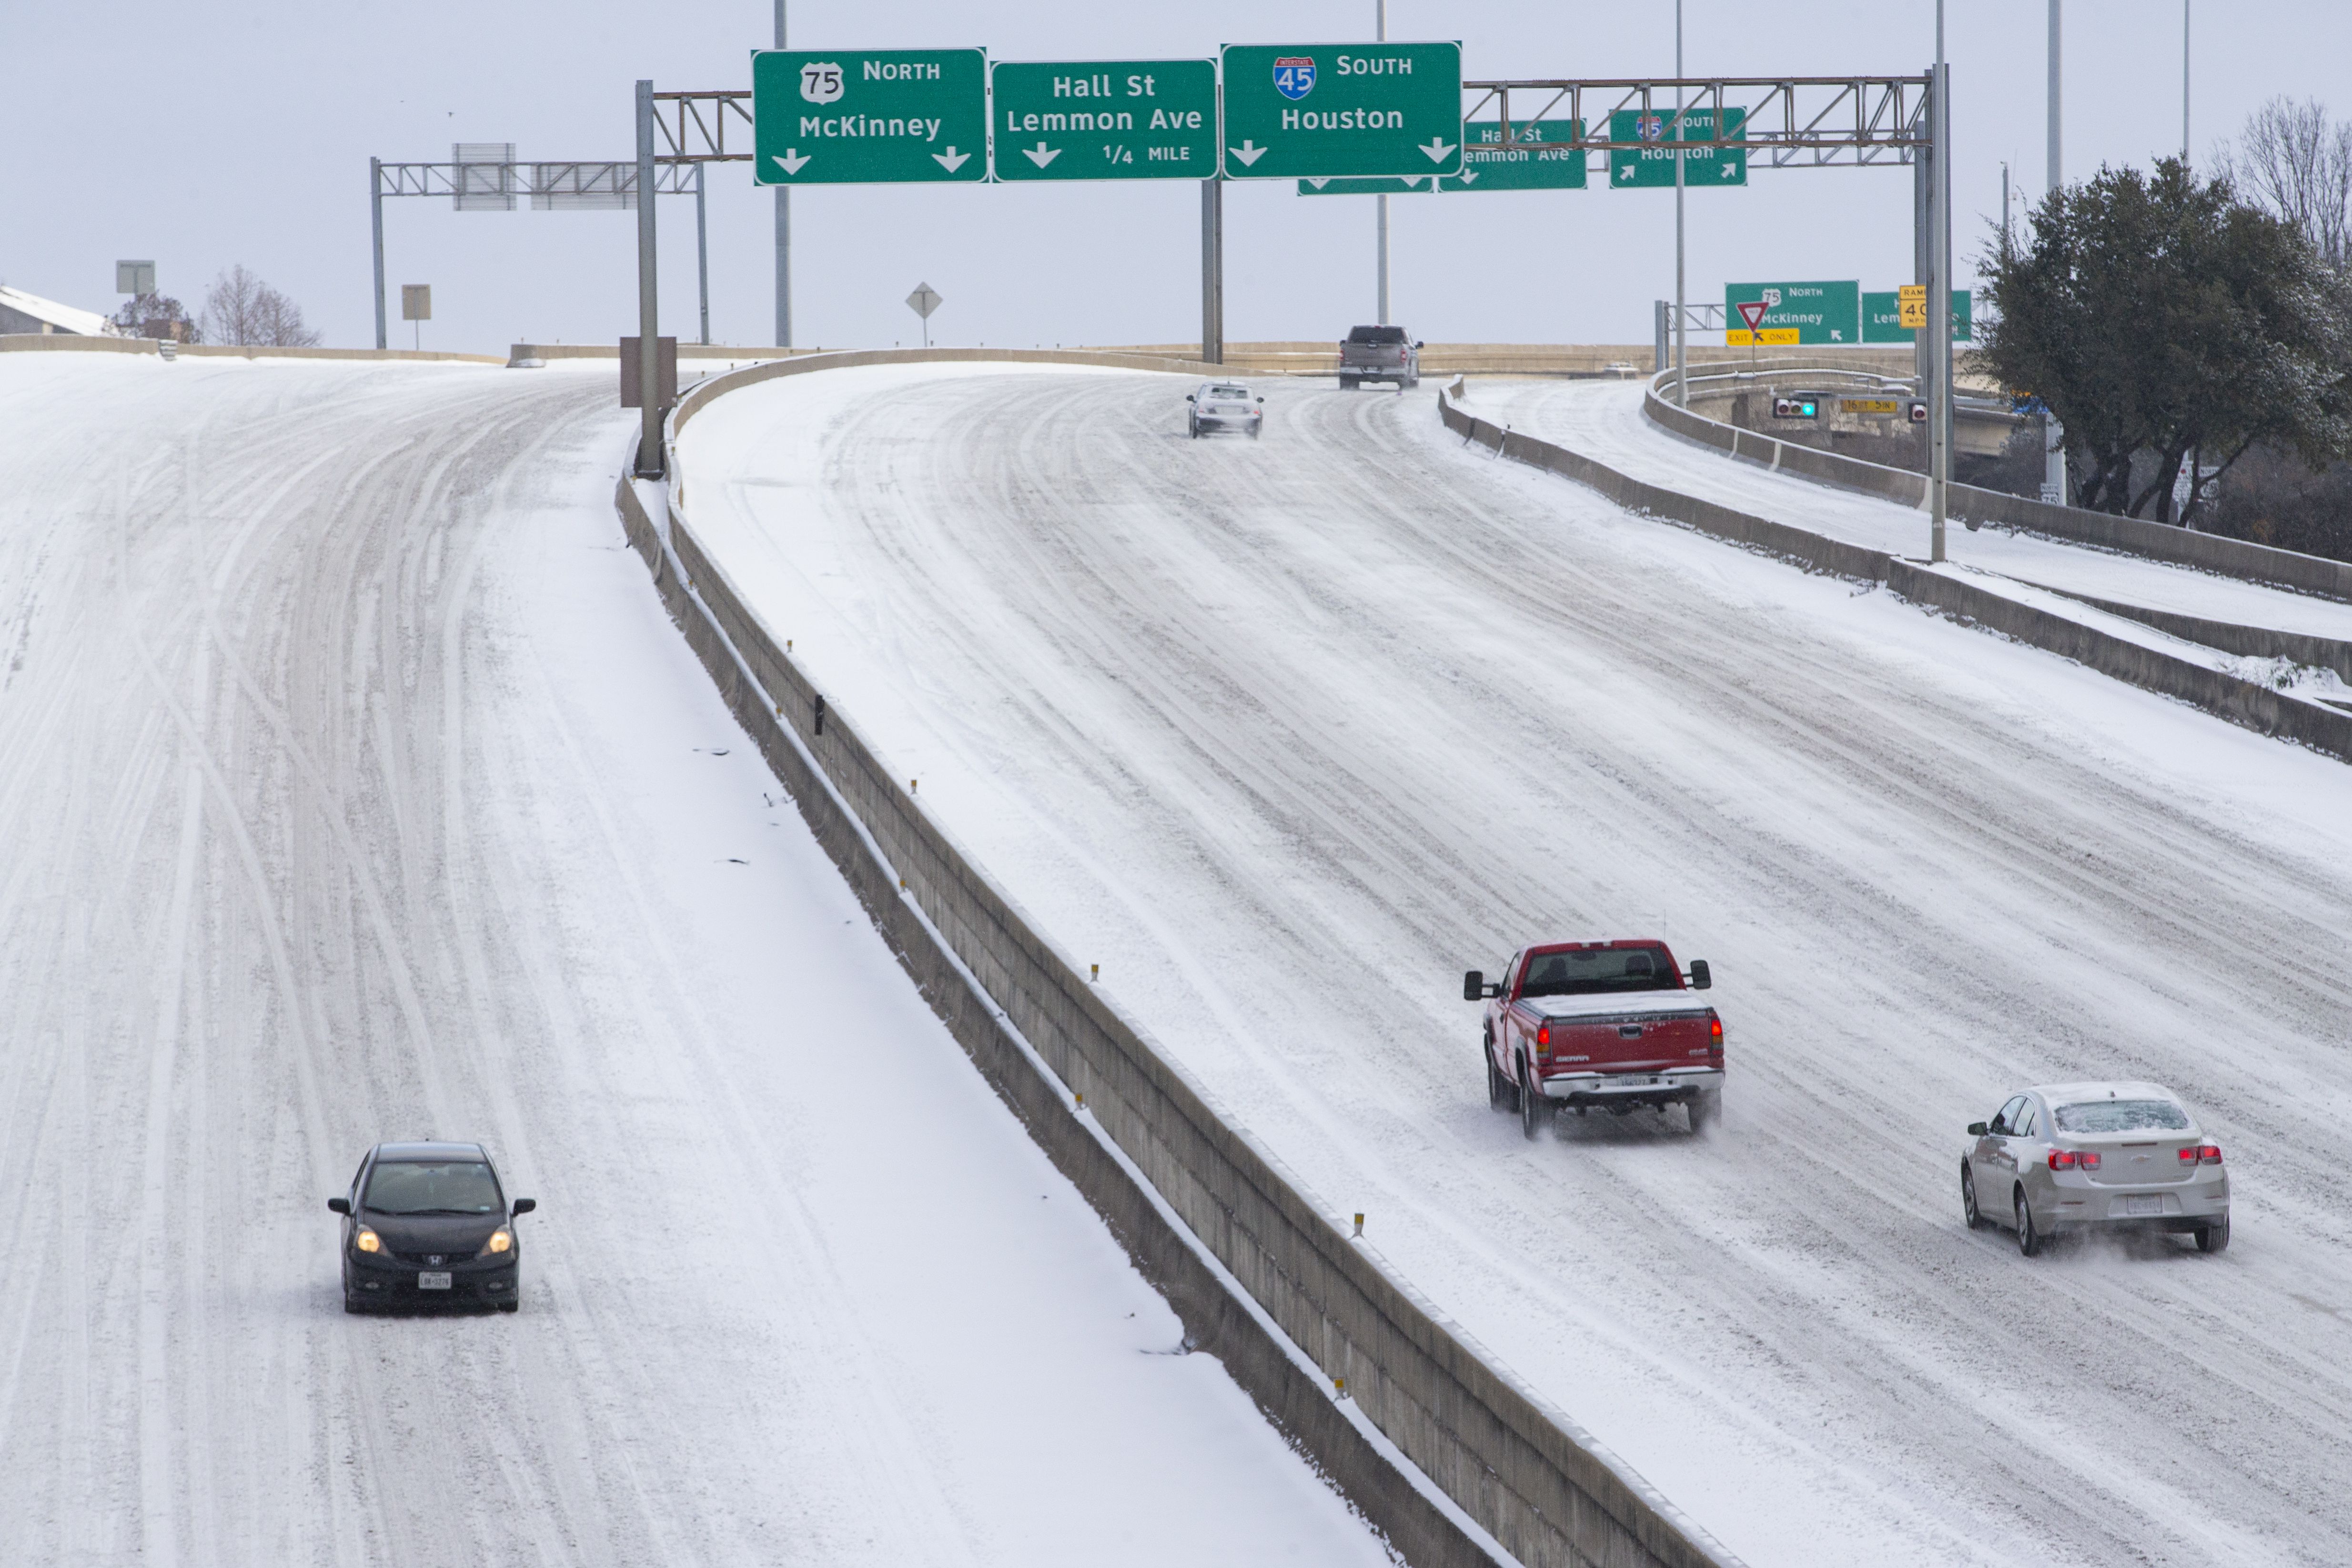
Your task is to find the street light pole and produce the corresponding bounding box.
[1673,0,1688,408]
[1929,0,1950,562]
[2181,0,2191,161]
[2044,0,2068,507]
[634,79,663,478]
[370,157,388,352]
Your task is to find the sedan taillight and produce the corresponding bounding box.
[2049,1149,2100,1171]
[2180,1144,2223,1166]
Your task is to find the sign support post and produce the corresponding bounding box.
[773,1,791,347]
[1201,178,1223,364]
[634,79,663,478]
[1928,45,1950,561]
[1673,0,1688,408]
[370,158,388,351]
[1374,0,1390,326]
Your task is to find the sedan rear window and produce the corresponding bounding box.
[1520,946,1677,997]
[1208,385,1250,398]
[2053,1099,2191,1133]
[365,1160,504,1215]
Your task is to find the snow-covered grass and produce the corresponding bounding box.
[0,354,1400,1568]
[679,361,2352,1568]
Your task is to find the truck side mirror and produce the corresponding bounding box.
[1686,959,1712,990]
[1413,341,1425,349]
[511,1198,537,1216]
[327,1197,350,1215]
[1462,970,1484,1002]
[1966,1122,1988,1137]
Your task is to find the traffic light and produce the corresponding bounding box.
[1772,396,1818,419]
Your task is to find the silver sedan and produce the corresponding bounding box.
[1960,1081,2231,1255]
[1187,382,1264,439]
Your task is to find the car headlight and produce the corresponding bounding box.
[354,1227,382,1254]
[482,1228,513,1257]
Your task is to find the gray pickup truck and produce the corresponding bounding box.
[1338,325,1421,390]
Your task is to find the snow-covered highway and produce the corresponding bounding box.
[681,363,2352,1568]
[0,355,1397,1568]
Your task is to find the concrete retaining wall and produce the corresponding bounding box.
[1642,375,2352,603]
[625,347,1754,1568]
[0,333,503,364]
[1443,385,2352,765]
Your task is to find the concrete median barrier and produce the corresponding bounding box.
[620,348,1755,1568]
[1442,383,2352,766]
[1642,372,2352,603]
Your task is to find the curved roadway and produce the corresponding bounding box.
[0,356,1395,1568]
[682,364,2352,1568]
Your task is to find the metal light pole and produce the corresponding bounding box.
[1928,2,1950,562]
[2181,0,2191,161]
[634,79,663,477]
[1673,0,1688,408]
[775,0,792,347]
[370,158,388,351]
[2044,0,2068,506]
[1373,0,1390,325]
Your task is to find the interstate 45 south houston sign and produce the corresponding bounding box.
[1219,43,1463,179]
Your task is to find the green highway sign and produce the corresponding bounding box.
[1608,106,1747,188]
[1452,121,1586,191]
[753,49,988,185]
[991,60,1219,181]
[1296,174,1441,195]
[1221,42,1463,179]
[1863,289,1974,343]
[1725,281,1861,345]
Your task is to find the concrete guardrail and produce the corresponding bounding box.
[1641,369,2352,603]
[1442,380,2352,765]
[621,346,1754,1568]
[0,333,503,364]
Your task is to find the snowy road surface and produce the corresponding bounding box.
[1469,375,2352,642]
[681,364,2352,1568]
[0,356,1397,1568]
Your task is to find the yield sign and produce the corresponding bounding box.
[1736,300,1770,336]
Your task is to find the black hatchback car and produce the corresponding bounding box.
[329,1141,535,1313]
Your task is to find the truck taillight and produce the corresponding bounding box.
[1536,1022,1551,1050]
[1708,1011,1723,1050]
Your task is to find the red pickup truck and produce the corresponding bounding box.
[1464,939,1724,1138]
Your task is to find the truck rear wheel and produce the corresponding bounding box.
[1519,1059,1551,1141]
[1339,375,1360,391]
[1686,1093,1715,1136]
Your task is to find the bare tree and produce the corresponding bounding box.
[2221,97,2352,270]
[201,264,323,347]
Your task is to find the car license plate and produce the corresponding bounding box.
[418,1271,453,1290]
[2124,1195,2163,1217]
[1603,1075,1661,1089]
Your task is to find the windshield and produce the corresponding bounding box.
[364,1160,504,1215]
[1346,325,1407,344]
[2053,1100,2192,1134]
[1519,946,1678,998]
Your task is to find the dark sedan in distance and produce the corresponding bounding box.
[330,1141,535,1313]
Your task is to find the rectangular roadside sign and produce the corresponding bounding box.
[1609,106,1747,188]
[991,60,1219,180]
[1724,281,1861,345]
[1865,289,1973,342]
[1297,174,1442,195]
[1451,121,1586,191]
[753,49,988,184]
[1221,42,1463,179]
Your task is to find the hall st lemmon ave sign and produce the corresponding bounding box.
[1219,43,1464,179]
[991,60,1219,180]
[753,49,988,184]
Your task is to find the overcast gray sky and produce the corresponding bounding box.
[8,2,2349,354]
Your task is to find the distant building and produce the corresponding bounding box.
[0,285,115,337]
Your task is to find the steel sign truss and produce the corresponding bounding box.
[650,91,757,163]
[374,161,705,202]
[1462,76,1931,168]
